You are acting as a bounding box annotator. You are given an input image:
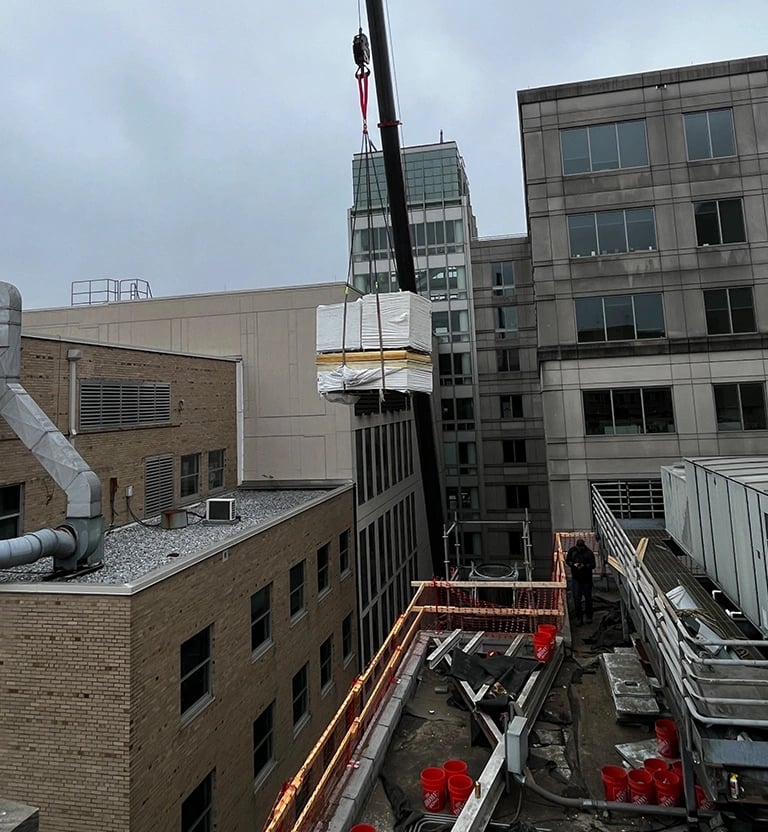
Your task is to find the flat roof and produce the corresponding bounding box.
[0,487,342,592]
[518,55,768,105]
[686,455,768,494]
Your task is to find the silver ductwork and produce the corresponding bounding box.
[0,282,103,572]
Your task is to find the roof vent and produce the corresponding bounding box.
[205,498,236,524]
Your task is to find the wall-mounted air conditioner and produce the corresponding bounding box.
[205,498,237,523]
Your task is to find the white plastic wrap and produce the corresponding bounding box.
[360,292,432,353]
[317,364,433,395]
[316,299,362,353]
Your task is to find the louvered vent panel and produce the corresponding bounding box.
[144,455,174,517]
[79,381,172,431]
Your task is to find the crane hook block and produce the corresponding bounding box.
[353,31,370,69]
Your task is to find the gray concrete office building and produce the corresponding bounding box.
[519,55,768,530]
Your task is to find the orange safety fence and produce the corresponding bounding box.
[262,549,569,832]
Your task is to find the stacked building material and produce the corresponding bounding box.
[316,292,432,396]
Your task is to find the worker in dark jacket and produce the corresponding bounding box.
[566,539,596,625]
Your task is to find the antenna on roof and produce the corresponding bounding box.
[439,129,444,143]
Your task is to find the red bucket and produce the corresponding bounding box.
[643,758,669,775]
[350,826,377,832]
[443,759,468,779]
[653,770,682,807]
[447,773,474,815]
[420,767,446,812]
[627,768,655,804]
[533,632,553,662]
[601,765,629,802]
[655,718,679,758]
[695,785,716,810]
[538,623,558,639]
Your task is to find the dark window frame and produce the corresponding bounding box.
[0,483,22,540]
[317,543,330,595]
[505,484,530,510]
[714,382,767,431]
[500,394,523,419]
[497,348,520,372]
[502,439,527,464]
[207,449,225,491]
[320,635,333,691]
[180,453,201,499]
[491,261,515,295]
[181,771,213,832]
[561,119,649,175]
[342,613,354,664]
[703,286,756,335]
[253,703,275,783]
[180,626,212,718]
[684,108,736,161]
[292,663,309,729]
[289,561,306,619]
[582,387,676,436]
[575,293,666,343]
[250,584,272,654]
[339,529,351,576]
[694,198,746,246]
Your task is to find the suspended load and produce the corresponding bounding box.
[316,291,433,397]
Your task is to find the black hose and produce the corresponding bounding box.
[517,767,694,818]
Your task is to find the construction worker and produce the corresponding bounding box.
[566,538,596,625]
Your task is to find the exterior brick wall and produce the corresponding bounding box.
[0,487,356,832]
[0,336,238,533]
[0,593,132,831]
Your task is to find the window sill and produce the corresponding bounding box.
[251,640,274,662]
[343,652,356,669]
[293,713,310,738]
[254,760,277,792]
[290,609,308,627]
[321,681,335,699]
[181,693,214,727]
[571,249,657,260]
[696,242,747,249]
[340,568,353,581]
[318,587,331,602]
[563,164,649,178]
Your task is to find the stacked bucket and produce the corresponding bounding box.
[420,759,474,815]
[601,720,715,810]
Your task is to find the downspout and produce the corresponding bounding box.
[0,282,103,572]
[67,348,82,448]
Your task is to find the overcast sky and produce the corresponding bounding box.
[3,1,767,310]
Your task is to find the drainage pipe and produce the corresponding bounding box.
[515,767,692,818]
[0,527,77,568]
[67,348,82,446]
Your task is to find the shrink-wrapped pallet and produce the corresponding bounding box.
[316,350,433,395]
[360,292,432,353]
[315,299,362,353]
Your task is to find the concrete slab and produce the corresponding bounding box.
[600,650,660,720]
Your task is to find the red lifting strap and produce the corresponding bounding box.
[356,68,369,123]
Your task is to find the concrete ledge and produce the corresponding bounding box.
[0,799,39,832]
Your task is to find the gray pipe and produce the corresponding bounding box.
[516,767,696,818]
[0,528,76,568]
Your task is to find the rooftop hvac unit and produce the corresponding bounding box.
[205,498,237,523]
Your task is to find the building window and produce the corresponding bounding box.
[181,771,213,832]
[568,208,656,257]
[500,394,523,419]
[694,199,745,246]
[342,613,354,663]
[503,439,526,464]
[561,120,648,175]
[144,454,174,517]
[492,262,515,295]
[441,397,475,430]
[592,479,664,519]
[79,380,171,432]
[704,287,756,335]
[420,265,467,301]
[583,387,675,436]
[444,441,477,475]
[292,663,309,728]
[505,484,530,509]
[180,453,201,499]
[433,309,470,343]
[253,703,275,782]
[714,383,767,431]
[497,348,520,372]
[180,626,212,716]
[438,351,472,386]
[495,306,518,337]
[447,486,480,513]
[250,584,272,653]
[317,544,330,595]
[320,635,333,691]
[684,109,735,161]
[0,484,22,540]
[576,293,665,342]
[289,561,305,618]
[208,449,225,491]
[339,530,351,575]
[508,531,523,557]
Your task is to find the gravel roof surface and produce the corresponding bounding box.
[0,489,329,587]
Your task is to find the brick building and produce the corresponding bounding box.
[0,335,358,831]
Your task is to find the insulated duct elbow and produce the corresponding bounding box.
[0,527,76,569]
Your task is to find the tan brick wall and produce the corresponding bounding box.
[0,337,237,532]
[128,488,357,832]
[0,593,132,832]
